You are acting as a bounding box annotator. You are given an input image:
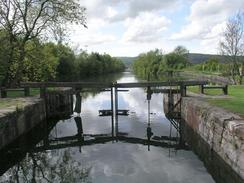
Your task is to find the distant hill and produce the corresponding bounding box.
[116,57,137,67]
[116,53,235,67]
[187,53,226,64]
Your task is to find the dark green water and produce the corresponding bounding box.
[0,72,215,183]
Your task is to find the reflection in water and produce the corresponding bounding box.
[74,116,84,153]
[74,92,82,114]
[1,150,91,183]
[0,72,215,183]
[146,87,153,151]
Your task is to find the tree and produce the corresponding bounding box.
[173,45,189,55]
[23,41,59,82]
[133,49,164,78]
[56,44,76,81]
[0,0,86,86]
[219,12,244,84]
[164,52,189,70]
[163,46,190,70]
[201,57,220,72]
[0,30,10,85]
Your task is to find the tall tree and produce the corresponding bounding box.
[173,45,189,56]
[219,12,244,84]
[0,0,86,86]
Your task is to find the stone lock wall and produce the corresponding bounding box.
[0,88,73,150]
[0,97,46,149]
[181,98,244,183]
[164,94,244,182]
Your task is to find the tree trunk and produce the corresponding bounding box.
[231,66,237,85]
[12,44,26,87]
[2,36,16,87]
[239,75,243,85]
[239,65,243,85]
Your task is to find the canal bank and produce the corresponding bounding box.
[164,94,244,183]
[0,88,73,150]
[178,71,235,84]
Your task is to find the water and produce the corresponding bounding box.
[0,72,215,183]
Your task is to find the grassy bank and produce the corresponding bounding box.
[0,88,40,109]
[189,85,244,116]
[182,68,222,76]
[0,99,24,109]
[4,88,40,98]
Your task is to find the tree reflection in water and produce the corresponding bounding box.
[1,149,91,183]
[1,97,91,183]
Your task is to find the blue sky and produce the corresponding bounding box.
[69,0,244,56]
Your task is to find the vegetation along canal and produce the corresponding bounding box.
[0,72,216,183]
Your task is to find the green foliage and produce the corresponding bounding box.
[0,32,125,84]
[0,0,86,86]
[75,52,125,79]
[191,57,233,76]
[133,47,190,79]
[56,44,77,81]
[23,41,59,82]
[163,52,189,70]
[133,49,163,79]
[200,57,220,72]
[0,31,9,85]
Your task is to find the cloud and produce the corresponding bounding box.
[73,1,175,51]
[79,0,116,20]
[70,18,117,47]
[80,0,179,23]
[79,34,116,46]
[122,12,171,43]
[73,0,244,55]
[110,0,179,22]
[170,0,244,41]
[169,0,244,54]
[128,0,178,13]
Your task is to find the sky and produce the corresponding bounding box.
[68,0,244,57]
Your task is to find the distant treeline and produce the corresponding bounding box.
[118,53,242,68]
[190,57,230,74]
[56,46,125,81]
[132,46,244,83]
[0,36,125,86]
[133,47,189,79]
[116,57,137,68]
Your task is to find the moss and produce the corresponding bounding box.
[0,99,25,110]
[16,104,24,113]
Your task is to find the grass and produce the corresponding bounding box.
[188,86,224,95]
[182,68,222,76]
[0,99,24,108]
[5,88,40,98]
[188,85,244,116]
[0,88,40,109]
[0,87,59,109]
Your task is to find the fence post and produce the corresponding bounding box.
[40,87,46,98]
[0,88,7,98]
[223,85,228,95]
[199,85,204,94]
[24,87,30,97]
[180,84,186,97]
